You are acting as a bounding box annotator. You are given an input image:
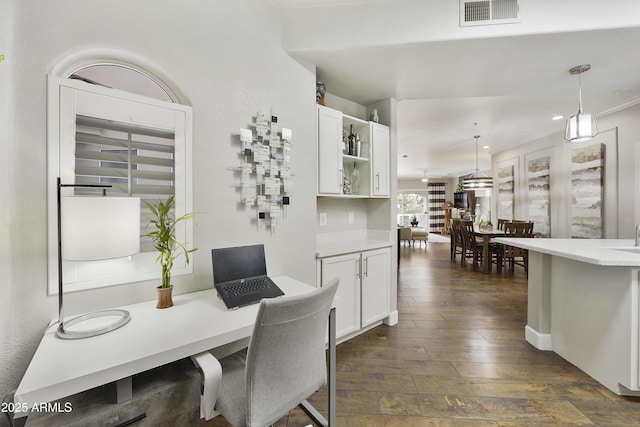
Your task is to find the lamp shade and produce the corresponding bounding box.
[461,176,493,190]
[62,196,140,261]
[564,112,598,142]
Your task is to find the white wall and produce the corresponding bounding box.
[1,0,318,409]
[491,102,640,238]
[281,0,640,51]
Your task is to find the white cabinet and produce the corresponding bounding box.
[361,248,391,326]
[317,105,388,199]
[370,122,390,197]
[320,247,391,339]
[317,105,342,195]
[319,252,361,338]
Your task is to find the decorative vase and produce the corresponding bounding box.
[156,285,174,309]
[370,109,379,123]
[350,162,360,195]
[316,81,326,105]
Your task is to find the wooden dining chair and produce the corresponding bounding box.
[451,219,464,262]
[497,218,510,230]
[494,222,534,275]
[460,220,483,271]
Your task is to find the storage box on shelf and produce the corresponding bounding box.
[317,105,389,198]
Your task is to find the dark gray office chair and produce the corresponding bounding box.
[215,277,339,427]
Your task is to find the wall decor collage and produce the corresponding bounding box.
[238,110,294,233]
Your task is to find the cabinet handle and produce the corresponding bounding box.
[376,172,380,191]
[356,259,361,280]
[363,257,368,278]
[339,168,343,192]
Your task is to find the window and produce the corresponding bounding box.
[397,193,427,228]
[47,75,193,294]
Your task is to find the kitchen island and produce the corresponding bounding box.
[495,238,640,396]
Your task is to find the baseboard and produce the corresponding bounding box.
[384,310,399,326]
[525,325,552,350]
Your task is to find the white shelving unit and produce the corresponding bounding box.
[317,105,388,198]
[316,102,396,342]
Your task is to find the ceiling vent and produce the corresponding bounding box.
[460,0,520,26]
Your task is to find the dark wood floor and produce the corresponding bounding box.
[205,241,640,426]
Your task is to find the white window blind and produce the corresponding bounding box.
[74,116,177,252]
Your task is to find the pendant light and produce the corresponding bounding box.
[462,135,493,190]
[564,64,598,142]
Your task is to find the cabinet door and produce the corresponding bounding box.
[370,122,390,197]
[317,105,343,195]
[321,253,361,338]
[361,247,390,327]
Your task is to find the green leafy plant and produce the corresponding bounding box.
[144,195,197,288]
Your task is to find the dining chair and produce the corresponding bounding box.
[497,218,510,230]
[214,278,339,427]
[494,222,534,275]
[451,219,464,262]
[460,220,483,270]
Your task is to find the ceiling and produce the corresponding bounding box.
[269,0,640,179]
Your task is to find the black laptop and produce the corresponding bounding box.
[211,244,284,309]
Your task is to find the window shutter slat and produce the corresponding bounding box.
[77,115,175,139]
[76,132,175,155]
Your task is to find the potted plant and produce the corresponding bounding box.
[144,195,197,308]
[410,215,419,227]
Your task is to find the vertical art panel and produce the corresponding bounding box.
[571,143,604,238]
[497,165,514,221]
[528,156,551,237]
[427,183,445,233]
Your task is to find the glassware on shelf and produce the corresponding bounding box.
[342,129,348,154]
[351,162,360,195]
[342,170,351,195]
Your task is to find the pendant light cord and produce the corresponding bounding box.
[474,135,480,177]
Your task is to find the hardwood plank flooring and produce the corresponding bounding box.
[204,241,640,426]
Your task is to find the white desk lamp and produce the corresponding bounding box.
[57,177,140,339]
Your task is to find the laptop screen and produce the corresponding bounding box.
[211,244,268,285]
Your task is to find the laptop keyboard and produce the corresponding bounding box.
[221,278,274,298]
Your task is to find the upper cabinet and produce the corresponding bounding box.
[317,105,343,195]
[317,104,389,199]
[370,122,390,197]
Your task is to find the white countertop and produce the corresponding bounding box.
[316,230,393,258]
[316,238,392,258]
[494,238,640,266]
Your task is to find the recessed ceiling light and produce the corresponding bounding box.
[482,145,490,149]
[552,115,564,121]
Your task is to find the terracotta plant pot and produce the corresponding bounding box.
[156,285,174,309]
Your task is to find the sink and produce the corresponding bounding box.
[608,247,640,254]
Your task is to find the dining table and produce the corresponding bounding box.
[473,227,505,273]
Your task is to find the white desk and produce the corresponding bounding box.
[14,276,336,425]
